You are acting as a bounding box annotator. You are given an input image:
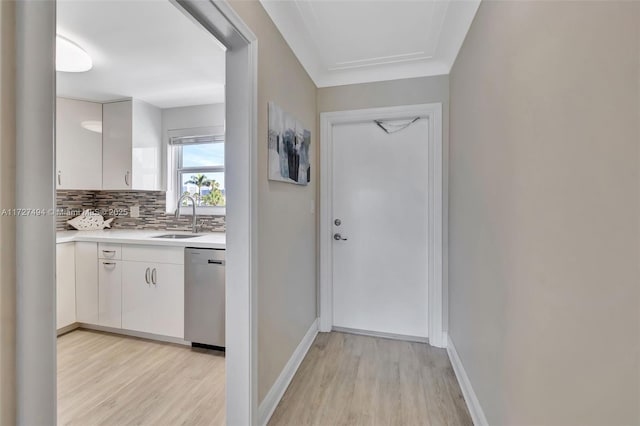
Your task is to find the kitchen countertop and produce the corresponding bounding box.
[56,229,225,249]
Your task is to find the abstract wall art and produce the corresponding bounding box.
[268,102,311,185]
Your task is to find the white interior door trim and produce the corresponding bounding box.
[169,2,261,424]
[319,103,446,348]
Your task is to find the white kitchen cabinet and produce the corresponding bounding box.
[121,261,154,335]
[75,242,99,324]
[56,98,103,190]
[98,259,122,328]
[147,262,184,338]
[122,261,184,338]
[56,242,76,330]
[102,100,163,191]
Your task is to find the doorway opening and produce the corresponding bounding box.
[15,0,257,424]
[319,104,446,348]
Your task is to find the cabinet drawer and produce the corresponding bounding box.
[122,245,184,264]
[98,243,122,260]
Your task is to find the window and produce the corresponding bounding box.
[168,128,225,215]
[177,142,225,207]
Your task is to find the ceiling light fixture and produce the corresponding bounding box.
[56,35,92,72]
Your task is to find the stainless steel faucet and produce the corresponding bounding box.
[175,194,198,233]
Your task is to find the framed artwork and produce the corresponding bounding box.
[268,102,311,185]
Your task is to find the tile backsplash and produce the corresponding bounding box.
[57,190,225,232]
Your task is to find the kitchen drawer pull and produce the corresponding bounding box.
[151,268,157,285]
[207,260,224,265]
[102,250,116,254]
[145,267,150,284]
[102,262,116,266]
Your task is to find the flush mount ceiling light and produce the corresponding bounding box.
[81,120,102,133]
[56,35,92,72]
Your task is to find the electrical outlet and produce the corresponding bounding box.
[130,205,140,218]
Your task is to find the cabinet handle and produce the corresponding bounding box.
[57,171,62,185]
[145,267,150,284]
[102,262,116,267]
[125,171,130,186]
[102,250,115,255]
[151,268,157,285]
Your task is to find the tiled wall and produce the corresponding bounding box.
[56,190,225,232]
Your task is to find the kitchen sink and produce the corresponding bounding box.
[152,234,201,239]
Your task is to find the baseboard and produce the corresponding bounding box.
[332,326,428,344]
[78,323,191,346]
[56,322,80,336]
[258,318,319,426]
[447,336,489,426]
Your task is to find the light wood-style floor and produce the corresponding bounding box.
[57,329,225,426]
[59,330,471,426]
[269,332,473,426]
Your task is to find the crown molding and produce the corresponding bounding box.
[260,0,481,88]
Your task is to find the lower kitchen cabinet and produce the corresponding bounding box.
[56,242,76,330]
[64,241,186,340]
[98,259,122,328]
[122,261,184,338]
[75,242,98,324]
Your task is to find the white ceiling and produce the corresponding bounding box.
[56,0,226,109]
[260,0,480,88]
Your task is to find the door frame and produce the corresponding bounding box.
[15,1,259,424]
[319,103,446,348]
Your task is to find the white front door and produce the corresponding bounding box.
[331,117,430,338]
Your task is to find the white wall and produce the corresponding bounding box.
[449,1,640,424]
[162,103,225,132]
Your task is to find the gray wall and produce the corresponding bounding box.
[0,1,16,424]
[15,0,57,422]
[318,75,450,330]
[229,0,318,404]
[317,75,449,114]
[449,1,640,425]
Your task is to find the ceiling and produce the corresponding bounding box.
[260,0,480,88]
[56,0,226,109]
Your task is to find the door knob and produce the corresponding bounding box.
[334,233,348,241]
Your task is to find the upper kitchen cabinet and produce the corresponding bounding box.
[103,100,163,191]
[56,98,103,190]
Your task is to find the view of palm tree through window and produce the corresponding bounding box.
[179,142,225,207]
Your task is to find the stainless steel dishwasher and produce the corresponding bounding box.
[184,247,225,348]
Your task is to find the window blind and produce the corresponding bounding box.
[167,125,225,146]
